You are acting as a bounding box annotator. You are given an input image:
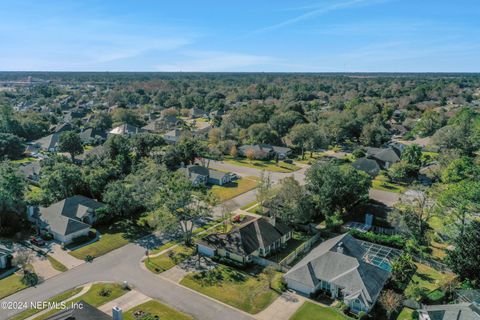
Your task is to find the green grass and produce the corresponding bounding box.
[224,156,300,173]
[405,263,456,301]
[268,231,310,263]
[145,245,195,274]
[428,216,443,232]
[33,283,128,320]
[12,157,36,164]
[396,308,417,320]
[290,302,351,320]
[47,255,68,272]
[26,185,43,203]
[180,264,282,314]
[124,300,193,320]
[240,200,258,210]
[0,273,28,299]
[69,218,148,260]
[211,176,258,202]
[371,174,407,193]
[10,287,83,320]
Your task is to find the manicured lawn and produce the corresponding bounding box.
[145,245,195,273]
[180,264,283,314]
[290,302,350,320]
[10,287,83,320]
[12,157,36,164]
[69,218,148,260]
[240,200,258,210]
[224,156,300,173]
[124,300,193,320]
[396,307,416,320]
[371,174,407,193]
[428,216,443,232]
[211,177,258,202]
[405,263,455,302]
[47,255,68,272]
[0,273,28,299]
[26,185,43,203]
[33,283,128,320]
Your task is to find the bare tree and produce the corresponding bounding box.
[264,265,277,289]
[379,290,403,319]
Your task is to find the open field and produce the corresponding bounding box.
[211,176,258,202]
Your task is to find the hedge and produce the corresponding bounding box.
[350,229,406,249]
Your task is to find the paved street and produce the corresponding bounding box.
[0,238,253,320]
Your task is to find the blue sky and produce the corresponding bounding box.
[0,0,479,72]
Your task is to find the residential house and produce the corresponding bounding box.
[351,157,381,177]
[163,128,185,144]
[283,233,390,314]
[197,216,292,264]
[238,144,292,160]
[19,161,42,184]
[188,107,208,119]
[0,247,13,270]
[142,115,183,132]
[352,145,403,176]
[30,195,104,244]
[109,123,144,136]
[76,145,107,163]
[180,164,231,186]
[44,300,114,320]
[418,303,480,320]
[52,122,74,133]
[79,128,107,144]
[30,133,61,152]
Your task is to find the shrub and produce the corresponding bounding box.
[98,287,112,297]
[350,230,406,249]
[21,271,39,287]
[88,230,97,239]
[357,311,368,319]
[85,255,94,262]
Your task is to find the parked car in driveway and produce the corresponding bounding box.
[229,173,239,180]
[30,236,45,247]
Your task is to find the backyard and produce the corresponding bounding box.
[223,156,300,173]
[267,231,310,263]
[210,176,258,202]
[290,302,351,320]
[124,300,193,320]
[396,307,417,320]
[180,264,283,314]
[371,174,407,193]
[404,263,456,303]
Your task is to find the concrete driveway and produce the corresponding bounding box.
[47,243,84,269]
[255,292,305,320]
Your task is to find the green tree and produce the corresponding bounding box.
[360,120,390,147]
[388,161,418,183]
[437,180,480,235]
[59,131,83,161]
[152,173,211,245]
[0,133,25,159]
[441,157,480,183]
[265,176,314,224]
[0,161,26,217]
[446,221,480,286]
[130,133,165,158]
[401,144,422,166]
[40,161,85,203]
[102,180,143,218]
[306,161,371,219]
[288,123,319,159]
[247,123,280,145]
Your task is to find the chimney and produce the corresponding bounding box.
[336,242,344,254]
[112,306,123,320]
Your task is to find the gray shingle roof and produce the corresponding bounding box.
[33,133,61,150]
[39,196,104,236]
[44,300,113,320]
[352,157,381,176]
[284,233,390,308]
[421,303,480,320]
[199,217,291,256]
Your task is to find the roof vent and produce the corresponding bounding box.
[337,242,344,254]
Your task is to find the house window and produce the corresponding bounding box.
[321,281,331,291]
